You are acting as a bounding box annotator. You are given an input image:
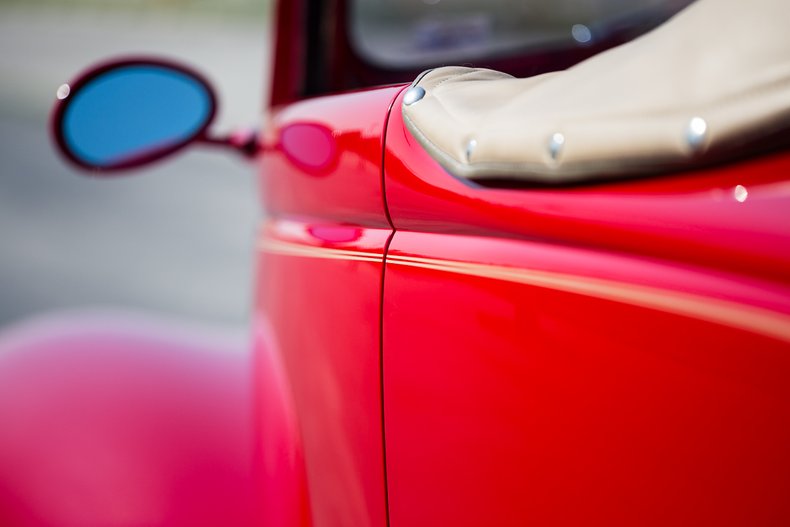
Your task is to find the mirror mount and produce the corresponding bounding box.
[199,128,262,159]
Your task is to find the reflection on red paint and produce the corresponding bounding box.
[280,122,337,174]
[307,225,363,243]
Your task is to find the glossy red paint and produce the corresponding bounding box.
[260,86,401,227]
[0,312,264,526]
[255,87,402,527]
[256,221,390,527]
[384,91,790,284]
[254,314,311,527]
[382,90,790,525]
[383,236,790,526]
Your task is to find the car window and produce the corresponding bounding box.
[349,0,695,69]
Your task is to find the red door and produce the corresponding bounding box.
[381,89,790,526]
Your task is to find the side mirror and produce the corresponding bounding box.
[52,57,255,173]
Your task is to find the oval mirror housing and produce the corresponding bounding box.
[52,59,216,172]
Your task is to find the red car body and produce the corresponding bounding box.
[2,0,790,525]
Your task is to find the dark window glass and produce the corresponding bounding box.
[350,0,695,69]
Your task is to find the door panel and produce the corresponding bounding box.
[382,90,790,525]
[383,231,790,526]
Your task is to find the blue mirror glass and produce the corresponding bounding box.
[59,64,214,169]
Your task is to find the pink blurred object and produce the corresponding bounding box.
[0,311,267,526]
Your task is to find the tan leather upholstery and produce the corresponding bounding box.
[402,0,790,183]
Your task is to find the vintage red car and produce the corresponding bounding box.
[2,0,790,525]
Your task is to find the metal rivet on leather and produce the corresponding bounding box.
[403,86,426,106]
[549,132,565,160]
[686,116,708,150]
[465,139,477,162]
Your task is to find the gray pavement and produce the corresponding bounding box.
[0,5,270,328]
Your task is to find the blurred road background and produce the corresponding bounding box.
[0,0,271,329]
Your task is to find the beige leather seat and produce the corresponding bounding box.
[402,0,790,184]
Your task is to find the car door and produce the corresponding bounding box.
[381,88,790,526]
